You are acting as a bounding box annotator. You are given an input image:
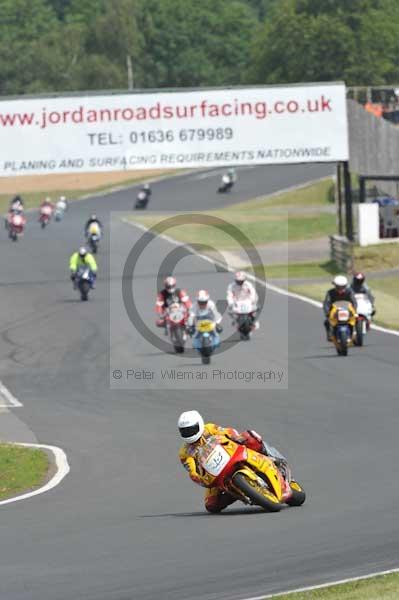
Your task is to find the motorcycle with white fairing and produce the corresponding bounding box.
[232,299,258,341]
[354,293,373,346]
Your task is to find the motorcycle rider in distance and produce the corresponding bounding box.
[178,410,291,513]
[323,275,357,341]
[6,196,24,229]
[226,167,237,184]
[56,196,68,212]
[155,276,192,328]
[140,183,152,201]
[69,246,98,289]
[85,214,103,238]
[40,197,54,211]
[350,272,375,315]
[10,195,24,212]
[227,271,259,329]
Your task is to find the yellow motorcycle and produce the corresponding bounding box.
[328,301,357,356]
[196,434,305,512]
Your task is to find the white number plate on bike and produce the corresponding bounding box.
[201,445,230,476]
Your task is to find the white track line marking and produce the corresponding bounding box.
[124,219,399,338]
[239,567,399,599]
[0,380,23,407]
[0,443,70,506]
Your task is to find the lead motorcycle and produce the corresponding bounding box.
[135,189,150,209]
[232,299,257,341]
[196,434,306,513]
[165,302,188,354]
[218,174,234,193]
[354,293,373,346]
[75,266,95,301]
[328,301,357,356]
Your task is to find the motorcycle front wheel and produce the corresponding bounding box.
[355,320,364,347]
[79,281,90,301]
[232,472,283,512]
[172,328,185,353]
[285,481,306,506]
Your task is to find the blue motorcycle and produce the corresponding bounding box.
[75,266,95,302]
[192,319,220,365]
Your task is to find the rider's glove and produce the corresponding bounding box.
[187,326,195,336]
[371,308,376,316]
[70,272,76,281]
[216,324,223,333]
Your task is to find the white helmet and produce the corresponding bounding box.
[178,410,205,443]
[59,196,66,202]
[197,290,210,305]
[333,275,348,288]
[234,271,246,285]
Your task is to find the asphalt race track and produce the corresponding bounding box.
[1,164,399,600]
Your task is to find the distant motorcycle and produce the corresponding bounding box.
[354,293,373,346]
[328,301,357,356]
[232,299,257,341]
[8,213,25,241]
[135,189,150,209]
[75,266,95,301]
[54,203,67,222]
[165,302,188,353]
[39,206,53,228]
[218,174,234,193]
[87,222,101,254]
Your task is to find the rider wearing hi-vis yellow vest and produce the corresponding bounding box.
[178,411,290,513]
[69,247,98,287]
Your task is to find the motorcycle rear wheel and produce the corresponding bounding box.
[232,472,283,512]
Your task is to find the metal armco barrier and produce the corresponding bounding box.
[329,235,354,273]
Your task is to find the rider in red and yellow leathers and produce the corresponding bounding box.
[178,411,289,513]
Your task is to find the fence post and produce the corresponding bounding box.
[329,235,354,274]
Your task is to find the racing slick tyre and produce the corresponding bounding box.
[285,481,306,507]
[232,472,283,512]
[355,321,364,347]
[79,281,90,302]
[172,328,185,354]
[201,354,211,365]
[336,328,348,356]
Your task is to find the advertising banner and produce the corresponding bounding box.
[0,83,348,176]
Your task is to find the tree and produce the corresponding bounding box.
[248,0,399,85]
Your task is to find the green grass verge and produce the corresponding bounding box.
[270,572,399,599]
[231,178,334,210]
[252,261,339,280]
[128,180,336,249]
[289,276,399,330]
[354,243,399,272]
[0,443,49,500]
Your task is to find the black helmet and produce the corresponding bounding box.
[353,272,365,286]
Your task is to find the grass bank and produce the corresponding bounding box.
[0,443,49,501]
[128,179,335,248]
[269,572,399,599]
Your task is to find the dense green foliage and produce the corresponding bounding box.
[0,0,397,95]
